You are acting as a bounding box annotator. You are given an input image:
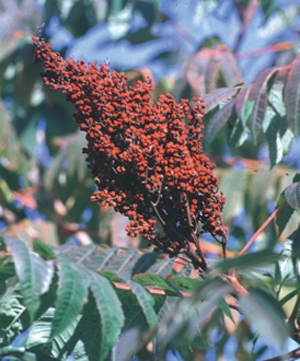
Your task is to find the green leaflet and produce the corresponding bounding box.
[133,273,178,296]
[51,251,88,338]
[88,271,125,361]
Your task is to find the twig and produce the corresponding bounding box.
[232,0,259,53]
[238,200,287,256]
[236,41,294,60]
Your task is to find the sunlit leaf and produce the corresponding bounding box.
[202,87,238,112]
[104,249,140,276]
[4,236,54,323]
[146,257,175,278]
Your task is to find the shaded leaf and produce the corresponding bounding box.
[70,297,102,361]
[248,67,278,142]
[33,240,56,260]
[217,296,234,322]
[275,191,295,236]
[227,117,249,149]
[51,252,88,338]
[0,260,15,282]
[203,98,235,148]
[284,54,300,138]
[0,285,28,347]
[239,288,287,349]
[0,346,60,361]
[27,307,80,359]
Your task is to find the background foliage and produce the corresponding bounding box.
[1,0,300,360]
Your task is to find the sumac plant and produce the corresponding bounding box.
[1,28,300,361]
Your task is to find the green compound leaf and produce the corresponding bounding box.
[51,251,89,338]
[89,272,125,361]
[239,288,287,349]
[4,236,54,323]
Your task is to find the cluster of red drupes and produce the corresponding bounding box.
[33,33,227,257]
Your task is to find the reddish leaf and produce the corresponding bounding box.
[203,98,236,148]
[235,86,251,121]
[186,48,220,94]
[248,67,278,142]
[220,48,243,87]
[203,87,238,113]
[283,54,300,138]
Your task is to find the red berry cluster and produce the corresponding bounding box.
[33,31,227,269]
